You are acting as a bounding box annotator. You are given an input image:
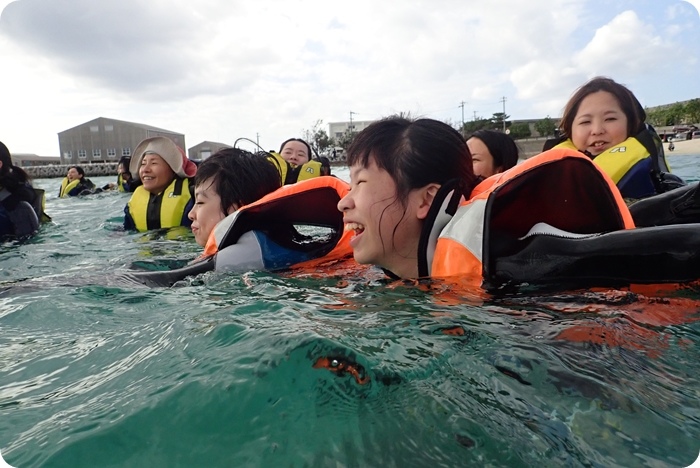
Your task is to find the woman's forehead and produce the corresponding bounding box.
[283,141,308,152]
[349,157,382,177]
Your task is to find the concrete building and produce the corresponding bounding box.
[328,120,376,141]
[58,117,185,165]
[188,141,231,162]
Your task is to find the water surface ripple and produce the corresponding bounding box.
[0,167,699,467]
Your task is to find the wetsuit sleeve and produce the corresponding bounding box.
[6,201,39,236]
[124,204,136,230]
[0,182,39,236]
[0,205,12,236]
[19,184,36,203]
[2,183,36,208]
[180,198,194,227]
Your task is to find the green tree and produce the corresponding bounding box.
[646,103,686,127]
[666,105,685,125]
[491,112,510,131]
[461,118,492,135]
[312,128,332,154]
[337,129,357,152]
[508,122,531,139]
[684,99,700,123]
[301,120,333,156]
[645,107,660,126]
[534,116,557,137]
[647,107,671,126]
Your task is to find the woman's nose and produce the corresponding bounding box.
[591,119,605,134]
[337,194,351,212]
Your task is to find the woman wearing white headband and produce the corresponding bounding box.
[123,136,197,232]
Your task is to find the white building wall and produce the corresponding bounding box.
[328,120,376,140]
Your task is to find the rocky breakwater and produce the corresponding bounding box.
[26,163,118,179]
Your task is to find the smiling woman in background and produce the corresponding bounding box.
[545,76,684,200]
[123,136,197,232]
[467,129,520,178]
[58,165,97,197]
[268,138,327,184]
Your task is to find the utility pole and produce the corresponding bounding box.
[256,133,260,147]
[473,110,478,121]
[349,111,357,133]
[459,101,466,135]
[499,96,507,132]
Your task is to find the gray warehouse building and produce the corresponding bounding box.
[58,117,185,165]
[188,141,231,162]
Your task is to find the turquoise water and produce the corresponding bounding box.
[1,157,699,467]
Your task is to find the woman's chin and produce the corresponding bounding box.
[352,248,372,266]
[143,182,168,194]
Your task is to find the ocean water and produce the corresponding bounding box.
[1,156,699,467]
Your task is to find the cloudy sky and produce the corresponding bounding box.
[1,0,698,156]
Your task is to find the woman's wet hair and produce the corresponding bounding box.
[195,148,282,216]
[469,129,520,171]
[118,156,131,171]
[317,156,331,176]
[0,140,30,183]
[559,76,646,139]
[346,116,477,204]
[69,165,86,177]
[117,156,132,177]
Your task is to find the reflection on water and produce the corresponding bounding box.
[1,161,700,466]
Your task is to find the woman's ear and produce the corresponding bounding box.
[416,183,441,220]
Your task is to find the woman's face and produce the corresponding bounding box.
[467,137,500,178]
[571,91,629,157]
[337,157,426,278]
[67,168,81,181]
[139,154,175,194]
[280,141,310,166]
[188,178,234,247]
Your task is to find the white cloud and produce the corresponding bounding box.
[574,11,671,74]
[0,0,697,155]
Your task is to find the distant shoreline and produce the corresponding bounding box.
[517,137,700,158]
[662,138,700,156]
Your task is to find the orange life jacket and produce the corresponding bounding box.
[201,176,354,271]
[422,148,634,287]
